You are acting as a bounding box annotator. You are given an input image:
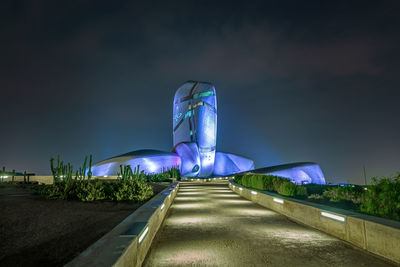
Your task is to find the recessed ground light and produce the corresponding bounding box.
[273,197,284,204]
[321,211,345,222]
[138,226,149,244]
[239,188,243,191]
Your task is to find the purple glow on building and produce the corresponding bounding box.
[173,81,217,177]
[251,162,326,185]
[173,142,200,177]
[213,152,255,176]
[91,80,326,184]
[91,150,181,176]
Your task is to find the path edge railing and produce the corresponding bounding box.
[229,180,400,265]
[66,182,179,267]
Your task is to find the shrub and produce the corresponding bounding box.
[360,174,400,221]
[322,186,364,204]
[34,179,153,203]
[279,181,307,197]
[308,193,324,199]
[304,183,335,195]
[234,174,243,184]
[280,181,296,196]
[295,185,308,197]
[234,173,307,197]
[110,180,153,202]
[76,180,106,202]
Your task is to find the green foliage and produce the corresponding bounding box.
[235,174,307,197]
[360,174,400,221]
[280,181,307,197]
[279,181,296,196]
[109,180,153,202]
[303,183,336,195]
[50,155,92,182]
[35,179,153,203]
[76,180,106,202]
[234,174,243,184]
[308,193,324,199]
[322,186,364,204]
[117,165,147,181]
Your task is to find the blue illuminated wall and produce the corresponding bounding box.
[91,80,326,185]
[251,162,326,185]
[213,152,255,176]
[173,81,217,177]
[172,142,200,177]
[91,150,181,176]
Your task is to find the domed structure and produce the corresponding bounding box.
[91,80,326,184]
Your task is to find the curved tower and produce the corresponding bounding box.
[172,81,217,177]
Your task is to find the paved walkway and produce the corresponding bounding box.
[143,182,393,266]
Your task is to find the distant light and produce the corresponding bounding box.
[239,188,243,191]
[364,187,368,191]
[273,197,284,204]
[138,226,149,244]
[104,175,108,177]
[321,211,345,222]
[161,203,165,210]
[251,191,257,195]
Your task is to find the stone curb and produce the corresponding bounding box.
[229,180,400,265]
[66,182,179,267]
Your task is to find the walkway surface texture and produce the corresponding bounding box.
[143,182,393,266]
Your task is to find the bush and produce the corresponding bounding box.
[234,174,243,184]
[360,174,400,221]
[322,186,364,204]
[235,174,307,197]
[304,183,335,195]
[280,181,296,196]
[76,180,106,202]
[35,179,153,203]
[110,180,153,202]
[279,181,307,197]
[308,194,324,199]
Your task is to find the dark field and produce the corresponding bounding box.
[0,183,165,266]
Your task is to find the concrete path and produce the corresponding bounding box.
[143,182,393,266]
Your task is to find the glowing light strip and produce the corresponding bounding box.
[161,203,165,210]
[273,197,284,204]
[251,191,257,195]
[138,226,149,244]
[321,212,345,222]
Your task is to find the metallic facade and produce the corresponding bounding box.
[250,162,326,185]
[91,80,326,184]
[173,81,217,177]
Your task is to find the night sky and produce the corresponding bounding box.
[1,1,400,183]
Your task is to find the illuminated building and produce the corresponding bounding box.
[91,81,326,184]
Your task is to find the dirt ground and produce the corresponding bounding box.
[143,182,394,267]
[0,182,166,266]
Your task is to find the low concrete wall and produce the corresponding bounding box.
[2,176,139,185]
[2,176,54,184]
[67,183,179,267]
[229,181,400,264]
